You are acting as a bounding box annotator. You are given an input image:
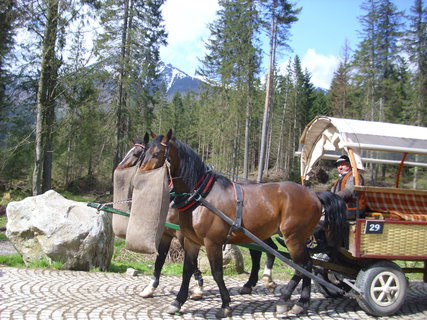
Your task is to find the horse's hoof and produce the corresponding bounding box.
[165,301,181,314]
[239,286,252,295]
[190,287,203,301]
[140,286,155,298]
[215,307,232,318]
[289,303,306,315]
[263,280,277,292]
[275,301,292,314]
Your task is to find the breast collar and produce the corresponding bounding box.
[171,170,216,212]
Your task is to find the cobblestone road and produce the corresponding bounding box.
[1,266,426,319]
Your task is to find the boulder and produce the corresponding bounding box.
[198,244,245,274]
[6,190,114,271]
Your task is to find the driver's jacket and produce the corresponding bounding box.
[332,170,366,219]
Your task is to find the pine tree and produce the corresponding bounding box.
[257,0,300,182]
[353,0,405,122]
[329,41,354,117]
[404,0,427,126]
[198,0,261,177]
[96,0,167,170]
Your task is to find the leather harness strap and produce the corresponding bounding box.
[224,183,244,247]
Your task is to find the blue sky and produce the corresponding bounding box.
[160,0,415,89]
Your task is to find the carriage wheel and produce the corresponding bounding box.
[355,260,407,317]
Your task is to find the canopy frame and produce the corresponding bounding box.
[298,117,427,187]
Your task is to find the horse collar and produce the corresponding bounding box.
[171,171,216,212]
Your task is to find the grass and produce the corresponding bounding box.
[0,254,24,266]
[0,216,7,241]
[61,191,97,203]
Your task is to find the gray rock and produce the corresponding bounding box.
[6,190,114,271]
[198,244,244,274]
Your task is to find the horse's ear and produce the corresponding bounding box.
[131,138,139,145]
[161,129,173,146]
[150,130,156,139]
[143,132,149,144]
[166,129,173,142]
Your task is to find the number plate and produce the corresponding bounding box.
[364,220,385,234]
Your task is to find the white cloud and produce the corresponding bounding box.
[301,49,340,90]
[160,0,219,75]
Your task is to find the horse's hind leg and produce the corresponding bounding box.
[290,267,313,315]
[261,238,277,291]
[276,243,312,315]
[240,238,277,294]
[240,248,261,294]
[190,266,204,300]
[141,233,173,298]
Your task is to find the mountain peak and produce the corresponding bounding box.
[157,62,202,97]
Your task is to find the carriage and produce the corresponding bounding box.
[298,116,427,316]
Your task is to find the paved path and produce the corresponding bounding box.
[1,266,427,319]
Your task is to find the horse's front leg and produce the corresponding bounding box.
[206,241,232,318]
[166,239,200,314]
[141,233,173,298]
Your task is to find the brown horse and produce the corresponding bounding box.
[139,130,348,317]
[116,136,277,300]
[115,134,204,299]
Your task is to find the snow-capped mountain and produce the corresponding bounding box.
[157,63,203,97]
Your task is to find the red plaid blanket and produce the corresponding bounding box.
[356,186,427,222]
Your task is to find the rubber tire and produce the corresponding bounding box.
[355,260,407,317]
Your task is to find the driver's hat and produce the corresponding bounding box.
[335,155,350,166]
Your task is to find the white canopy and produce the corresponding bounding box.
[299,117,427,181]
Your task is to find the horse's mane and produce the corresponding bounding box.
[160,135,232,190]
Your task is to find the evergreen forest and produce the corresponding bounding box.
[0,0,426,198]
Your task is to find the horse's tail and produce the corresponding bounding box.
[315,191,348,248]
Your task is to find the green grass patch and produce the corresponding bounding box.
[396,260,424,280]
[0,254,25,267]
[0,216,6,227]
[25,259,63,269]
[0,216,7,241]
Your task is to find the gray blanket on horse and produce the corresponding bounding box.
[126,165,170,254]
[112,166,137,239]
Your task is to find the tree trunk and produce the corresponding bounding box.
[32,0,60,195]
[257,8,276,183]
[243,97,251,179]
[113,0,130,171]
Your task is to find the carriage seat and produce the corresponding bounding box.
[354,186,427,222]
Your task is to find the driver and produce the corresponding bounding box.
[331,155,366,219]
[311,155,366,255]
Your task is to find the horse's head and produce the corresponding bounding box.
[140,129,207,194]
[139,129,173,171]
[116,132,150,170]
